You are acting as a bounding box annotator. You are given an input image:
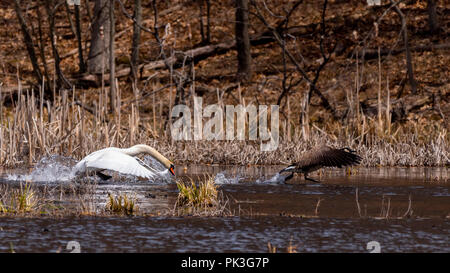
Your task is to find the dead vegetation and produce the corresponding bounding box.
[267,237,298,253]
[0,86,447,169]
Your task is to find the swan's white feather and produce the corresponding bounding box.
[74,148,156,179]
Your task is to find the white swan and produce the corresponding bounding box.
[73,144,175,180]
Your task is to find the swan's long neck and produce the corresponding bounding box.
[122,144,173,169]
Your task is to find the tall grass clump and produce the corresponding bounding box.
[105,192,138,216]
[0,182,38,213]
[175,175,230,216]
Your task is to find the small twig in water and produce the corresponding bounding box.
[315,197,323,216]
[355,188,362,218]
[402,194,413,218]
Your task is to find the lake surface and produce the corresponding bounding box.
[0,162,448,253]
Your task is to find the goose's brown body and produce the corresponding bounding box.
[279,146,362,182]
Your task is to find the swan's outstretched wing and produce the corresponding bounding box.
[75,149,157,179]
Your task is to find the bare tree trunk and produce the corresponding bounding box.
[130,0,142,81]
[64,1,76,37]
[235,0,252,82]
[85,0,93,22]
[198,0,211,44]
[392,2,417,94]
[198,0,205,43]
[206,0,211,43]
[427,0,439,34]
[44,0,72,90]
[75,3,86,73]
[36,5,52,95]
[109,0,116,113]
[13,0,43,87]
[88,0,111,74]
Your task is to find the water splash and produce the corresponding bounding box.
[214,172,244,184]
[213,171,287,185]
[6,155,77,182]
[142,155,165,170]
[255,173,287,184]
[142,156,173,183]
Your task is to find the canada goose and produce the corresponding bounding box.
[279,146,362,183]
[73,144,175,180]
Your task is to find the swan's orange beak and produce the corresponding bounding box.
[169,165,175,176]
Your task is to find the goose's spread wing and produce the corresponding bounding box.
[295,146,362,169]
[314,147,361,168]
[79,149,157,179]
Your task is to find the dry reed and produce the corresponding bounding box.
[267,238,298,253]
[0,83,447,169]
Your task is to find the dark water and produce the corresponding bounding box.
[0,216,448,253]
[0,164,448,253]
